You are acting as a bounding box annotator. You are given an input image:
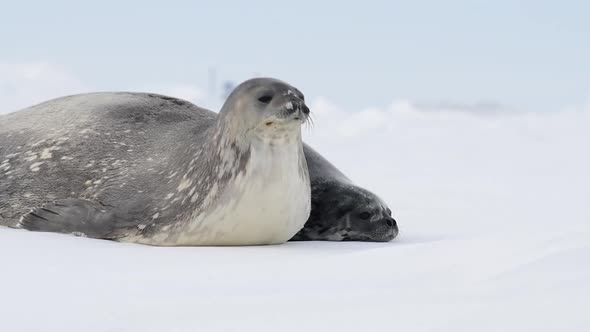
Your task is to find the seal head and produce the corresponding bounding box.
[291,181,398,242]
[290,144,398,242]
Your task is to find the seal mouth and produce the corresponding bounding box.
[344,234,397,242]
[266,104,310,127]
[340,222,399,242]
[257,97,310,136]
[262,112,307,127]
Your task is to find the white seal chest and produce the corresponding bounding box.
[178,137,311,246]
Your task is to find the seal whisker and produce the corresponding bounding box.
[304,113,315,131]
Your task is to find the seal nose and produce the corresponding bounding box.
[301,104,310,115]
[386,217,399,240]
[386,218,394,227]
[287,100,310,121]
[286,95,309,116]
[291,99,309,115]
[385,217,397,230]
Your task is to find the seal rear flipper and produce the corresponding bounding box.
[18,199,131,240]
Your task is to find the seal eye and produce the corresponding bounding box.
[359,211,371,220]
[258,95,273,104]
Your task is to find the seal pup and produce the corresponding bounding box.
[290,145,398,242]
[0,78,311,246]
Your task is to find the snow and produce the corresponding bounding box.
[1,98,590,331]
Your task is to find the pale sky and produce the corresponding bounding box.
[1,0,589,112]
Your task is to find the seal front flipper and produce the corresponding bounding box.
[18,199,131,240]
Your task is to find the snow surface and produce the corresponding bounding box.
[1,99,589,331]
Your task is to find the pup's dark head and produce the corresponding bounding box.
[292,181,398,242]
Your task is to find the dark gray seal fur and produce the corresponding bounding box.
[0,78,311,245]
[291,146,398,242]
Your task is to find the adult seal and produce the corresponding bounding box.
[0,78,312,246]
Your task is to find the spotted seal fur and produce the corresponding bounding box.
[0,78,311,246]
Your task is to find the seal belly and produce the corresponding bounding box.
[223,146,310,245]
[178,140,310,246]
